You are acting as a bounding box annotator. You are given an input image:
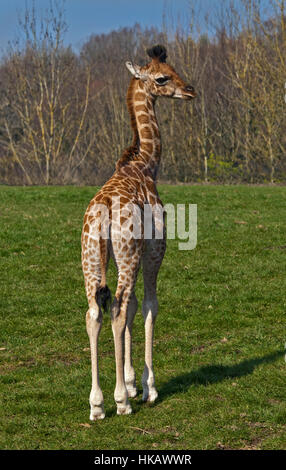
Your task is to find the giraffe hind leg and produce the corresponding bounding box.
[86,301,105,421]
[83,237,107,420]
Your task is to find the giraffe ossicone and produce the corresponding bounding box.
[81,44,195,419]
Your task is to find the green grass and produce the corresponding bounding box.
[0,184,285,450]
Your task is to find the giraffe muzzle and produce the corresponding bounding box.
[184,85,196,98]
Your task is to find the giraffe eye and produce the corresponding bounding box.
[155,76,170,86]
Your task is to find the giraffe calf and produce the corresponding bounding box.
[81,44,195,419]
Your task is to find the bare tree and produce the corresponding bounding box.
[0,1,92,184]
[0,0,285,184]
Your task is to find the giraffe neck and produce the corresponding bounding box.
[128,78,161,179]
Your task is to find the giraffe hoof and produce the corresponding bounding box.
[90,410,105,421]
[117,403,132,415]
[127,386,138,398]
[142,389,158,403]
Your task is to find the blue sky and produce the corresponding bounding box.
[0,0,216,53]
[0,0,271,54]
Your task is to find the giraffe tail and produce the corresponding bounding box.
[96,237,111,313]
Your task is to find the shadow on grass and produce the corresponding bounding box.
[158,350,284,402]
[99,351,284,417]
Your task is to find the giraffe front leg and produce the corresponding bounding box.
[111,237,143,415]
[124,292,138,398]
[86,305,105,420]
[141,238,165,403]
[142,295,158,402]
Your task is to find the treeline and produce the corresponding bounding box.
[0,0,285,185]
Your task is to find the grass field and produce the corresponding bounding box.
[0,184,285,450]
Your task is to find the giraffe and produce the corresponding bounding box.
[81,45,196,420]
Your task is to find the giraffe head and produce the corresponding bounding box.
[126,45,196,100]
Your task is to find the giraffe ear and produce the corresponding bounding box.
[125,61,147,80]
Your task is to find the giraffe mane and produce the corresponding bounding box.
[116,144,139,170]
[116,77,139,170]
